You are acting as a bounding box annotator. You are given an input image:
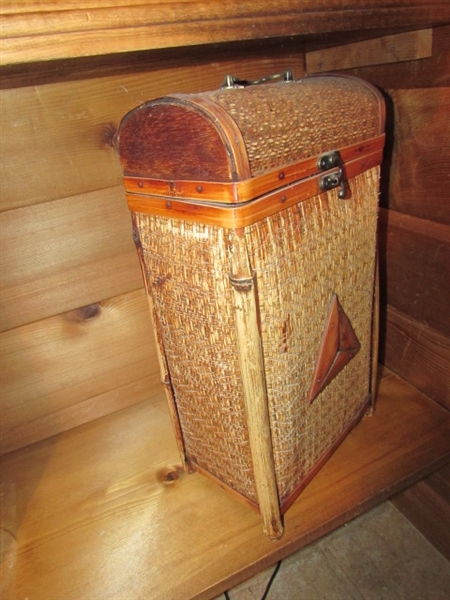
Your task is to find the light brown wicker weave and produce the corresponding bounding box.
[118,74,385,538]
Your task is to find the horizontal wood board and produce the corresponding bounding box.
[1,25,448,92]
[0,289,161,456]
[306,29,433,73]
[0,55,305,212]
[380,305,450,410]
[0,368,449,600]
[304,24,450,90]
[1,1,449,65]
[378,208,450,338]
[0,186,141,332]
[0,37,304,90]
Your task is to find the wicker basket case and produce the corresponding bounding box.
[117,74,385,539]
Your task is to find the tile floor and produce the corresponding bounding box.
[217,502,450,600]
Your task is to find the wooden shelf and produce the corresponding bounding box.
[1,367,449,599]
[1,0,449,66]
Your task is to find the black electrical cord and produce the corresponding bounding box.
[223,560,282,600]
[260,560,282,600]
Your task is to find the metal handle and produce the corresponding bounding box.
[221,70,294,89]
[318,150,347,199]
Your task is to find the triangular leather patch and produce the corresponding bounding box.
[308,294,360,404]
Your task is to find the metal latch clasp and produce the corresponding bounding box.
[318,150,346,199]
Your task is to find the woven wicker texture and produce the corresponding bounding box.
[245,167,379,503]
[199,77,381,177]
[135,167,379,506]
[136,214,258,502]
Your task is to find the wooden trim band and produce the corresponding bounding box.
[124,134,385,205]
[127,147,383,228]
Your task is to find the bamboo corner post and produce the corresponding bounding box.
[228,230,283,539]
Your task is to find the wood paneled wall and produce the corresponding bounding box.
[1,25,448,456]
[0,47,305,455]
[319,25,449,409]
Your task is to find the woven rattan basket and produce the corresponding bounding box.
[117,73,385,538]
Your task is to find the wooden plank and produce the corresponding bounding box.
[0,289,161,456]
[386,87,450,225]
[380,304,450,410]
[0,368,449,599]
[0,77,129,210]
[306,29,432,74]
[0,0,446,17]
[0,37,305,90]
[378,208,450,337]
[303,24,450,90]
[1,1,449,66]
[0,56,305,211]
[4,0,444,19]
[0,186,142,332]
[392,463,450,561]
[2,24,448,91]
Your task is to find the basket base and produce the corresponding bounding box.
[186,395,372,528]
